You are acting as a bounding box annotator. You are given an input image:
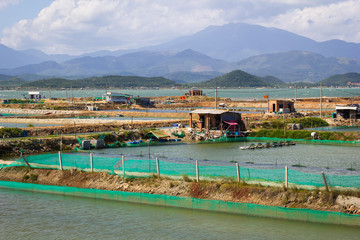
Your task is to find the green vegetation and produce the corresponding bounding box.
[0,75,25,88]
[190,70,286,88]
[253,117,328,130]
[20,75,180,89]
[290,117,328,128]
[320,72,360,87]
[0,128,25,138]
[249,129,356,141]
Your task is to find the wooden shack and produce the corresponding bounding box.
[189,109,246,133]
[336,105,360,119]
[187,89,203,96]
[268,99,295,113]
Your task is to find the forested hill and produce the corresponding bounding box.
[320,72,360,87]
[190,70,286,88]
[20,75,180,88]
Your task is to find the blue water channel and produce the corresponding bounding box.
[1,188,360,239]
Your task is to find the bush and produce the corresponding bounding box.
[0,127,24,138]
[289,117,328,128]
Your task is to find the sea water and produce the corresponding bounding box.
[1,87,359,100]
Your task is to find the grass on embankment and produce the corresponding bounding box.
[249,129,360,141]
[1,167,360,214]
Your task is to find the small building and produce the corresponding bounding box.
[186,89,203,96]
[132,97,151,106]
[105,92,131,104]
[28,91,43,101]
[268,99,295,113]
[335,105,360,120]
[189,109,246,134]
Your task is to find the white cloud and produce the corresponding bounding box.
[253,0,360,42]
[0,0,19,10]
[1,0,359,54]
[1,0,228,54]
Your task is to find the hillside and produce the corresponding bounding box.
[320,72,360,87]
[237,51,360,82]
[0,74,26,88]
[20,75,180,89]
[192,70,285,88]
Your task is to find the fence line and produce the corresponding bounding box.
[3,152,360,189]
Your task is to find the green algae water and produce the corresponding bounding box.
[94,142,360,173]
[1,188,360,240]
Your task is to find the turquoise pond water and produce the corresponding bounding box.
[91,141,360,175]
[1,188,360,240]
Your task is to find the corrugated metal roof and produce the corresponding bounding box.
[190,109,227,114]
[149,130,169,139]
[336,106,358,111]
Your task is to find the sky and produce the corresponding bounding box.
[0,0,359,55]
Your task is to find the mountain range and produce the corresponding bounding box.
[1,22,360,84]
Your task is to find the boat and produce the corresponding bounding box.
[263,142,271,148]
[248,143,256,150]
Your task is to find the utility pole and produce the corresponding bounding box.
[295,86,297,102]
[320,83,323,118]
[215,87,218,109]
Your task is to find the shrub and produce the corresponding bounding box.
[182,174,192,182]
[29,174,38,181]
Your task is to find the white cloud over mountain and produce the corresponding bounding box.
[1,0,359,54]
[255,0,360,42]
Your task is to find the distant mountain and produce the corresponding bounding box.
[0,49,236,82]
[320,72,360,87]
[0,44,74,69]
[237,51,360,82]
[140,22,360,61]
[0,44,45,69]
[0,74,13,81]
[2,21,360,70]
[163,71,222,83]
[20,75,180,89]
[193,70,285,88]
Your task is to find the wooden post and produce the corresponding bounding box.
[90,152,93,172]
[122,155,125,176]
[285,166,288,189]
[58,151,63,170]
[156,157,160,176]
[322,171,329,191]
[20,152,32,169]
[215,88,218,109]
[196,160,199,182]
[236,162,240,182]
[320,83,323,118]
[60,134,63,151]
[189,113,193,128]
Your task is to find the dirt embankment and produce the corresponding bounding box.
[22,119,188,137]
[1,167,359,215]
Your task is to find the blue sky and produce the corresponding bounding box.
[1,0,359,55]
[0,1,53,33]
